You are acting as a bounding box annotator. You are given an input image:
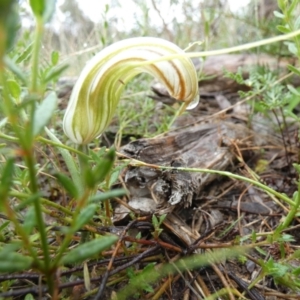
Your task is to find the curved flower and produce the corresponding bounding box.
[63,37,199,144]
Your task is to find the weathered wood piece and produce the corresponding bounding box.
[120,120,264,210]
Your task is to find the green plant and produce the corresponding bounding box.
[151,214,166,239]
[0,1,120,296]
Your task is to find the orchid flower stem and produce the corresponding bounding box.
[137,29,300,66]
[77,144,92,242]
[125,157,295,207]
[167,102,186,130]
[78,144,89,194]
[26,14,55,292]
[160,166,294,207]
[25,154,52,273]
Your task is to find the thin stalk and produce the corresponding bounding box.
[272,109,291,168]
[30,16,43,93]
[78,144,89,195]
[0,132,19,142]
[77,144,93,239]
[26,13,54,293]
[24,154,52,282]
[126,158,295,207]
[160,166,295,206]
[38,136,90,157]
[10,190,74,216]
[137,29,300,65]
[167,102,185,130]
[277,180,300,231]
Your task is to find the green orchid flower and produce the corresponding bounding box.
[63,37,199,144]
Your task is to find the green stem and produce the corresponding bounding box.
[77,144,92,240]
[277,180,300,231]
[137,29,300,66]
[10,190,74,216]
[38,136,90,157]
[25,154,52,272]
[158,166,295,206]
[27,13,54,293]
[30,16,43,93]
[78,144,89,196]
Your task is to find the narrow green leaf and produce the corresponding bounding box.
[51,50,59,65]
[108,162,128,186]
[0,242,22,255]
[42,0,56,23]
[293,163,300,174]
[16,42,33,63]
[88,189,126,203]
[0,252,33,272]
[291,249,300,259]
[159,214,167,224]
[23,206,36,235]
[92,148,116,185]
[255,246,267,256]
[287,0,298,16]
[288,64,300,77]
[273,11,284,19]
[0,220,10,233]
[287,84,300,96]
[277,0,284,11]
[55,173,79,199]
[29,0,56,23]
[0,0,19,52]
[43,63,69,84]
[295,15,300,30]
[71,204,97,232]
[33,91,57,136]
[29,0,45,18]
[7,79,21,99]
[4,56,27,85]
[45,128,82,195]
[284,41,298,55]
[83,164,96,189]
[14,192,41,211]
[61,235,118,265]
[277,25,291,34]
[0,158,14,207]
[152,215,159,228]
